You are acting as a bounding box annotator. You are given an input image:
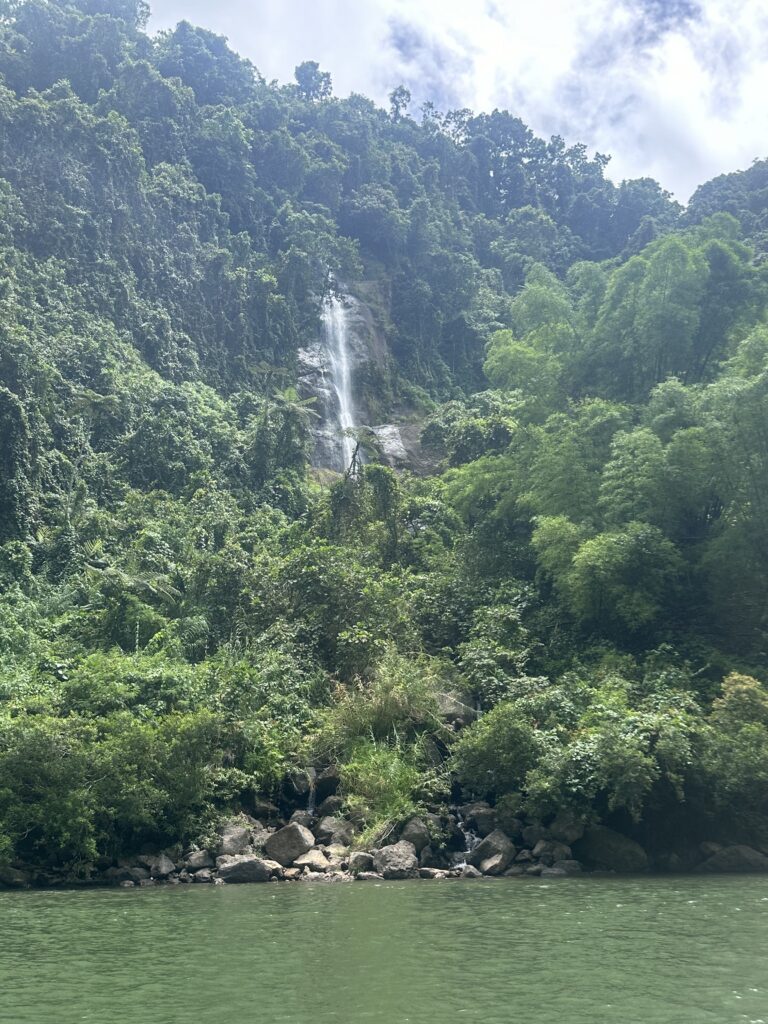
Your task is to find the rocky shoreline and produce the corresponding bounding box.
[3,794,768,889]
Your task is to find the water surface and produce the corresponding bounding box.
[1,876,766,1023]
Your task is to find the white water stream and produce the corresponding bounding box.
[321,293,356,472]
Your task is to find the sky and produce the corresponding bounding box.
[148,0,768,201]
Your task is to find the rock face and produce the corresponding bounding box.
[573,826,649,873]
[373,841,419,880]
[265,823,315,866]
[695,845,768,873]
[400,817,430,853]
[468,830,515,872]
[216,854,271,883]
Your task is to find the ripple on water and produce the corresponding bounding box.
[0,876,766,1024]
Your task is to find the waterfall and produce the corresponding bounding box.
[321,292,356,472]
[453,810,481,868]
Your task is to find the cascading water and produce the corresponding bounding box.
[321,292,356,473]
[453,810,481,868]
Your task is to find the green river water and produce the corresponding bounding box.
[1,875,767,1024]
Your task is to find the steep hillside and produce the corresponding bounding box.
[1,0,767,881]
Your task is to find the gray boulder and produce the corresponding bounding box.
[400,817,430,853]
[0,865,31,888]
[696,845,768,873]
[552,859,582,874]
[461,864,482,878]
[314,816,354,846]
[373,841,419,879]
[192,868,213,883]
[521,823,549,847]
[185,848,214,871]
[314,765,341,801]
[294,849,330,872]
[217,819,253,857]
[146,853,176,878]
[348,851,374,873]
[479,853,510,876]
[216,854,271,883]
[355,871,384,881]
[573,826,648,873]
[265,822,315,866]
[289,810,315,829]
[467,829,515,871]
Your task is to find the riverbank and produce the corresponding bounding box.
[3,797,768,889]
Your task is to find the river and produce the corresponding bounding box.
[1,876,766,1023]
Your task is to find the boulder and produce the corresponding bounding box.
[348,851,374,873]
[0,865,31,889]
[573,826,648,873]
[192,868,213,883]
[251,797,280,822]
[289,810,315,829]
[284,868,302,881]
[541,866,568,877]
[419,845,449,870]
[400,817,430,853]
[317,795,344,818]
[355,871,384,881]
[185,849,214,871]
[532,839,572,866]
[698,841,723,858]
[459,801,496,837]
[146,853,176,878]
[216,854,271,883]
[503,865,526,877]
[419,868,448,879]
[261,859,285,879]
[467,830,515,871]
[479,853,510,876]
[265,822,315,866]
[695,845,768,873]
[217,819,253,857]
[372,841,419,880]
[294,849,330,873]
[548,811,585,845]
[314,816,354,846]
[461,864,482,878]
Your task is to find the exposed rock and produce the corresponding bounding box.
[552,859,582,874]
[317,795,344,818]
[0,865,31,888]
[419,868,448,879]
[495,812,524,839]
[185,849,214,871]
[370,424,409,467]
[355,871,384,881]
[400,817,430,853]
[294,849,330,872]
[138,878,155,887]
[541,866,568,877]
[436,692,475,727]
[467,830,515,871]
[573,826,649,873]
[119,880,134,888]
[261,859,286,879]
[289,811,315,829]
[373,841,419,879]
[283,868,302,881]
[216,854,271,883]
[515,849,535,863]
[548,811,585,845]
[314,766,341,802]
[146,853,176,878]
[265,822,315,866]
[695,845,768,873]
[532,839,572,866]
[314,816,354,846]
[251,797,280,822]
[461,864,482,878]
[348,851,374,873]
[525,864,543,875]
[503,865,526,877]
[419,845,449,870]
[459,802,496,837]
[479,853,510,876]
[217,819,253,857]
[193,869,213,883]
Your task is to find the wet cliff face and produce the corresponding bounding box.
[298,284,420,473]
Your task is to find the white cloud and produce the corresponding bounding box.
[148,0,768,200]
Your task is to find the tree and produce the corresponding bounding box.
[294,60,332,101]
